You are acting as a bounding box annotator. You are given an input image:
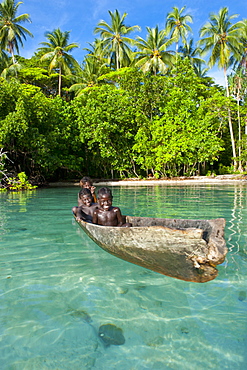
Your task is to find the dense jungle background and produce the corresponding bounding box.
[0,1,247,184]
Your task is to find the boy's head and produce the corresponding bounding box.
[97,187,113,210]
[97,187,112,199]
[79,188,93,206]
[79,176,93,189]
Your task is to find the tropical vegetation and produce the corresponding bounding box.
[38,28,80,96]
[0,1,247,185]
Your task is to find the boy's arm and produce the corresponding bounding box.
[76,207,87,221]
[115,208,123,226]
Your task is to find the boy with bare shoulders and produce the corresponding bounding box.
[73,188,98,223]
[93,187,131,227]
[79,176,97,203]
[72,176,97,218]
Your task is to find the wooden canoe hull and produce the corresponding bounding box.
[76,216,227,283]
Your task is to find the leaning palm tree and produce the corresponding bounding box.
[198,7,243,169]
[0,0,33,63]
[94,9,140,70]
[134,26,175,75]
[165,6,193,52]
[38,28,80,96]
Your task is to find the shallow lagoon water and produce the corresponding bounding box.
[0,184,246,369]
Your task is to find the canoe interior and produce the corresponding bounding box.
[124,216,212,242]
[76,216,227,283]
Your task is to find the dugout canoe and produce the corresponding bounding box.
[76,216,227,283]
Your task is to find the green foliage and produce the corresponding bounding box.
[1,6,247,180]
[0,78,84,179]
[18,67,49,84]
[218,164,234,175]
[0,147,7,180]
[72,83,138,176]
[3,171,37,191]
[71,61,233,178]
[131,59,229,176]
[0,58,242,180]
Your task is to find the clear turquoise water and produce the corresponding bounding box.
[0,184,246,370]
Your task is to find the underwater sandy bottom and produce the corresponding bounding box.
[0,185,246,369]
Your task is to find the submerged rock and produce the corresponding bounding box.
[146,336,164,347]
[68,309,92,323]
[181,327,189,334]
[98,324,125,346]
[238,291,246,301]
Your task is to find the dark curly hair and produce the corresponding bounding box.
[97,187,112,199]
[79,176,93,187]
[79,188,93,200]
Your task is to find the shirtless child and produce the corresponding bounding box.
[92,187,131,227]
[73,188,98,223]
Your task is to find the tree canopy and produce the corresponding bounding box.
[0,3,247,181]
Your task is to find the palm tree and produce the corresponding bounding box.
[233,19,247,74]
[178,38,207,76]
[235,19,247,170]
[193,63,210,79]
[228,70,247,171]
[84,38,108,66]
[135,26,175,75]
[198,7,243,169]
[38,28,80,96]
[94,9,140,70]
[69,56,108,96]
[165,6,193,52]
[0,0,33,63]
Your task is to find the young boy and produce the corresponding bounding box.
[92,187,131,227]
[79,176,97,203]
[73,188,98,223]
[72,176,97,216]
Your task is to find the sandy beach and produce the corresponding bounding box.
[50,174,247,187]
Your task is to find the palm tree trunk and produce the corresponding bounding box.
[224,68,237,170]
[58,66,62,96]
[237,87,242,172]
[9,42,16,64]
[116,47,120,70]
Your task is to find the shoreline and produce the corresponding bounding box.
[49,174,247,187]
